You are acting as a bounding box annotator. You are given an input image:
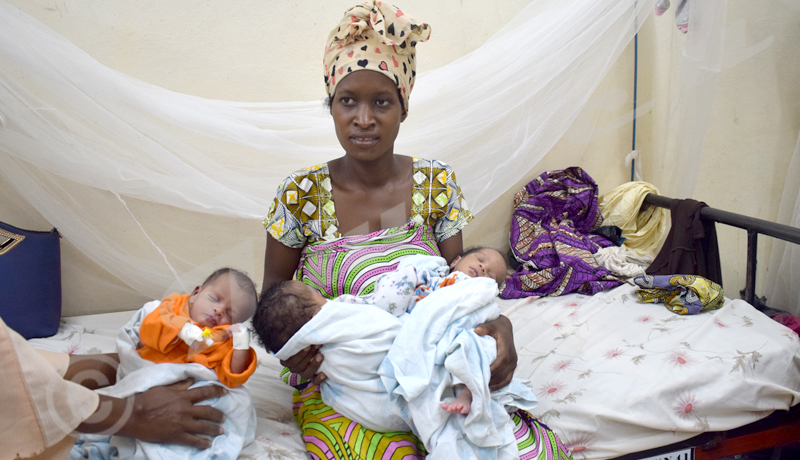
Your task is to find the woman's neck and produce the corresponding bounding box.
[332,154,407,190]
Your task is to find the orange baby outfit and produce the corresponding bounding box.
[138,293,256,388]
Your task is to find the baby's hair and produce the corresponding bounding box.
[252,281,319,354]
[202,268,258,315]
[454,246,509,285]
[456,246,489,259]
[455,246,507,266]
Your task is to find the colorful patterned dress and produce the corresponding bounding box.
[265,159,472,299]
[265,158,572,460]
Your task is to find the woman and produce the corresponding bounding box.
[262,2,571,459]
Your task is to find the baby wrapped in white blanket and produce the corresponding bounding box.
[70,269,258,460]
[256,254,537,460]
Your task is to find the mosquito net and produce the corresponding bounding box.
[2,0,753,309]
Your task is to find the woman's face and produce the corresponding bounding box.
[330,70,407,162]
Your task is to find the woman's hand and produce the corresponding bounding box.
[78,379,227,449]
[280,345,327,385]
[474,315,517,391]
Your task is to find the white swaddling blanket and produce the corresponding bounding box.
[276,276,537,460]
[69,300,257,460]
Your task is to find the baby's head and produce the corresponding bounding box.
[252,280,327,354]
[450,247,508,285]
[188,268,258,328]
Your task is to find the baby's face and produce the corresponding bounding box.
[450,248,508,285]
[285,280,327,315]
[189,274,254,328]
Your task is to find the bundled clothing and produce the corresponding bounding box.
[503,167,622,299]
[598,181,669,259]
[634,274,724,315]
[646,198,723,286]
[137,293,257,388]
[594,246,653,278]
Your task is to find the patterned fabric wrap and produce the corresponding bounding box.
[264,159,473,249]
[324,1,431,111]
[298,221,440,299]
[502,167,622,299]
[292,384,573,460]
[634,274,725,315]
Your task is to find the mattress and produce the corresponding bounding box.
[27,284,800,460]
[502,283,800,459]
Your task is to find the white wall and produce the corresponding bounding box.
[2,0,798,315]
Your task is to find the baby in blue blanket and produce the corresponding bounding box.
[254,247,509,416]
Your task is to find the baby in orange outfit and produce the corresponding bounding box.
[138,268,258,388]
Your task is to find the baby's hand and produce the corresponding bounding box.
[178,322,208,347]
[227,323,251,350]
[226,323,245,334]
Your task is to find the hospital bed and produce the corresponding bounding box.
[26,194,800,460]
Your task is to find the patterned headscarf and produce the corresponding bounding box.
[324,1,431,112]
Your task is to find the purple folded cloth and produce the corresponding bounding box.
[502,167,622,299]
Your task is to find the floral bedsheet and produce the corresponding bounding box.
[502,283,800,459]
[28,284,800,460]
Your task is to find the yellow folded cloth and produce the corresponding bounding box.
[599,181,669,259]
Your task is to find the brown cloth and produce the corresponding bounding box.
[646,199,723,286]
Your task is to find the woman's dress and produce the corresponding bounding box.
[265,158,572,460]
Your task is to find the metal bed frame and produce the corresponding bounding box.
[611,194,800,460]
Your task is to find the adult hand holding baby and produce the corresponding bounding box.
[112,379,228,449]
[474,315,517,391]
[67,353,229,449]
[280,344,327,385]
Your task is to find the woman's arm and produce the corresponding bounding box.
[437,231,463,264]
[261,233,303,296]
[474,315,517,391]
[77,379,227,449]
[64,354,227,449]
[64,353,120,389]
[262,232,327,383]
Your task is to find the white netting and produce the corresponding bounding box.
[766,130,800,317]
[5,0,727,302]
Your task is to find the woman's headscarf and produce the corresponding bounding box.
[323,1,431,112]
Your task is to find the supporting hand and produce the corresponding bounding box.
[78,379,227,449]
[474,315,517,391]
[280,345,327,385]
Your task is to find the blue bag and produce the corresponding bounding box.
[0,221,61,339]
